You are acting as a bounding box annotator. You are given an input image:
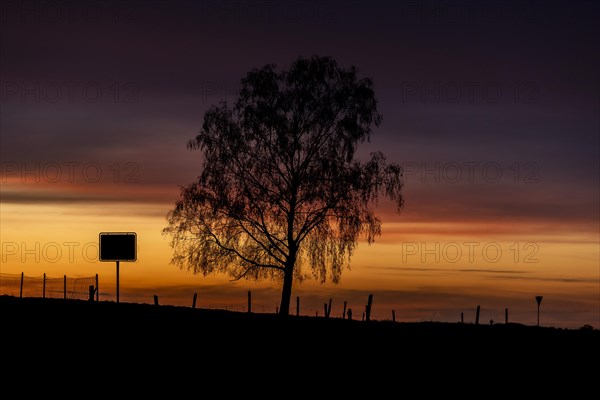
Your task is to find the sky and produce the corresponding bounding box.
[0,0,598,328]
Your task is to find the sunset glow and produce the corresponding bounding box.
[1,0,598,328]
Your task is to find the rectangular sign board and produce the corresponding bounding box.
[99,232,137,262]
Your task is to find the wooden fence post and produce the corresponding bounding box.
[192,293,198,309]
[342,301,347,319]
[88,285,95,302]
[20,272,24,298]
[43,273,46,299]
[63,275,67,299]
[247,291,251,313]
[296,296,300,316]
[154,295,159,306]
[475,305,480,325]
[365,294,373,321]
[327,298,332,318]
[392,309,396,322]
[505,308,508,324]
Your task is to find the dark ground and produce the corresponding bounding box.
[2,295,598,391]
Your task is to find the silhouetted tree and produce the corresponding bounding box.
[164,56,404,315]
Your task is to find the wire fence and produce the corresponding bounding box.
[0,272,98,301]
[203,302,280,314]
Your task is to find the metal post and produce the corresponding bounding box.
[116,261,120,303]
[20,272,24,298]
[536,296,543,326]
[366,294,373,321]
[63,275,67,299]
[43,273,46,299]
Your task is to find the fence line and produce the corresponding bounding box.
[0,273,98,301]
[1,275,531,325]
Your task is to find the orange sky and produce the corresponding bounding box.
[1,179,597,328]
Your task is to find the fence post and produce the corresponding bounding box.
[247,291,251,313]
[192,293,198,309]
[461,312,464,324]
[327,298,332,318]
[63,275,67,299]
[88,285,95,302]
[366,294,373,321]
[43,273,46,299]
[323,303,328,318]
[505,308,508,324]
[95,274,99,302]
[296,296,300,316]
[20,272,24,298]
[475,305,480,325]
[392,309,396,322]
[342,301,347,319]
[154,295,159,306]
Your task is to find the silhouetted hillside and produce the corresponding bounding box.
[2,295,597,386]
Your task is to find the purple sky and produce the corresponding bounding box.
[2,1,597,215]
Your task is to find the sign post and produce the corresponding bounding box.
[116,260,120,303]
[535,295,543,327]
[99,232,137,303]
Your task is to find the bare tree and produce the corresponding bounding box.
[164,56,404,315]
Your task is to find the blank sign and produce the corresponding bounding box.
[99,232,137,261]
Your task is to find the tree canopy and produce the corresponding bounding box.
[164,55,404,315]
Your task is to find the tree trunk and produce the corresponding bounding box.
[281,190,297,317]
[279,265,294,316]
